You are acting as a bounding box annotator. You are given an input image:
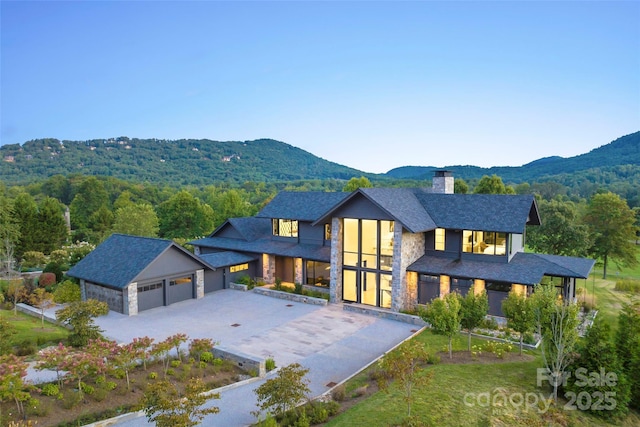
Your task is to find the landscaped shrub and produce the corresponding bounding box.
[615,279,640,294]
[22,251,46,268]
[265,357,276,372]
[331,384,347,401]
[294,282,303,294]
[38,272,56,288]
[40,383,61,398]
[481,340,513,359]
[479,317,499,330]
[49,249,70,266]
[200,351,214,363]
[43,261,64,283]
[53,280,81,303]
[15,339,37,356]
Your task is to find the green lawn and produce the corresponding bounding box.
[0,308,69,350]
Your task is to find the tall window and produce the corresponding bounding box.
[435,228,445,251]
[272,219,298,237]
[342,219,395,308]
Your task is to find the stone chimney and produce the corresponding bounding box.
[432,170,454,194]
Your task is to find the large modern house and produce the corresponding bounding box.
[68,171,594,316]
[191,171,595,317]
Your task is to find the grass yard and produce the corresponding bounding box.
[0,308,69,352]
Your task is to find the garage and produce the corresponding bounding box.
[167,276,194,305]
[67,234,215,315]
[137,281,164,312]
[197,251,258,293]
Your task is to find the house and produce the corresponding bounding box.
[191,171,595,317]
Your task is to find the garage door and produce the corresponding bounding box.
[138,282,164,312]
[167,276,194,305]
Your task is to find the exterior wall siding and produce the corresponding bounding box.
[85,281,124,314]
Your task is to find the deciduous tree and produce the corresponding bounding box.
[112,203,159,237]
[143,377,220,427]
[583,192,638,278]
[30,288,54,328]
[502,290,535,355]
[254,363,310,418]
[342,176,373,192]
[473,175,515,194]
[460,290,489,351]
[420,292,461,359]
[55,299,109,347]
[377,339,432,417]
[157,191,214,239]
[526,199,591,257]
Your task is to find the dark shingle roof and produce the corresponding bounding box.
[257,192,349,221]
[417,193,539,233]
[191,237,332,262]
[197,251,257,268]
[408,252,594,285]
[67,234,211,289]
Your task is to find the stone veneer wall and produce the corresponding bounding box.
[329,217,343,303]
[85,281,125,314]
[392,229,425,312]
[196,269,204,299]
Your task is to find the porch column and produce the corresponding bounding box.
[440,276,450,296]
[395,228,425,312]
[474,279,485,295]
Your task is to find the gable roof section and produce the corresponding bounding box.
[416,193,539,233]
[208,217,271,241]
[408,252,594,285]
[256,191,349,222]
[67,234,213,289]
[314,188,437,233]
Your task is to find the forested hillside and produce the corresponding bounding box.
[0,137,370,186]
[387,131,640,182]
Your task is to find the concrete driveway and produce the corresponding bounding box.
[92,289,421,426]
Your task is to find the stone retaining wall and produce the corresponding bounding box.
[343,303,427,326]
[212,346,266,377]
[252,287,328,306]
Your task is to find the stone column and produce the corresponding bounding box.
[394,228,425,312]
[329,217,343,304]
[196,269,204,299]
[474,279,486,295]
[294,258,303,284]
[262,254,275,284]
[126,283,138,316]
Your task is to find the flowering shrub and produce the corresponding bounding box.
[38,273,56,288]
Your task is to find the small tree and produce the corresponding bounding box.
[165,333,188,362]
[254,363,310,418]
[460,290,489,351]
[377,339,433,418]
[151,338,173,377]
[55,299,109,347]
[0,354,31,420]
[0,318,17,355]
[130,336,155,371]
[539,301,579,403]
[567,316,631,419]
[615,302,640,410]
[59,349,105,400]
[189,338,215,362]
[420,292,461,359]
[6,280,26,315]
[36,342,70,388]
[53,279,81,303]
[143,377,220,427]
[502,290,535,355]
[30,288,55,328]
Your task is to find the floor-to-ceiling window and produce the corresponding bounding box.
[342,219,394,308]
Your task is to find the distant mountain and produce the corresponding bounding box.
[385,131,640,184]
[0,137,372,186]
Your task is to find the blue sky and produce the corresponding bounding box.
[1,1,638,174]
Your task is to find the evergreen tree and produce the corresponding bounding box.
[37,197,68,253]
[13,193,39,256]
